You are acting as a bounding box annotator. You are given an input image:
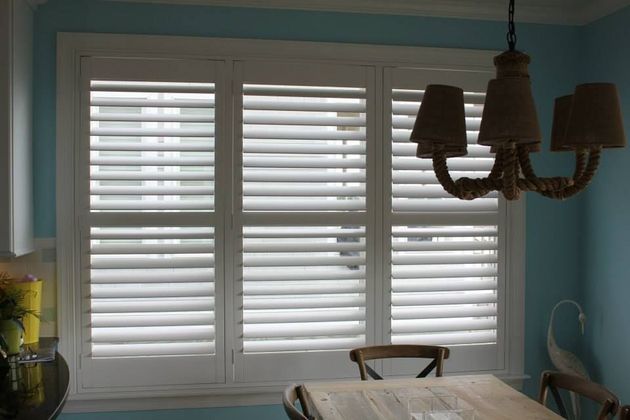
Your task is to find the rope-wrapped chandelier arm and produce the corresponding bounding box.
[432,149,468,199]
[431,145,595,200]
[488,149,505,180]
[515,145,577,196]
[432,149,494,200]
[453,152,504,198]
[534,148,589,199]
[551,147,601,199]
[502,145,520,200]
[516,145,548,191]
[455,178,499,199]
[567,147,601,195]
[433,146,509,200]
[572,149,589,180]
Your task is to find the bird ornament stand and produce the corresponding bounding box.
[547,299,589,419]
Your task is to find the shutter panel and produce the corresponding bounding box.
[80,58,223,388]
[391,226,499,346]
[234,62,372,382]
[89,226,215,358]
[242,225,367,354]
[88,78,214,213]
[386,68,504,374]
[242,82,367,212]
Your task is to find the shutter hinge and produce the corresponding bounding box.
[231,349,236,381]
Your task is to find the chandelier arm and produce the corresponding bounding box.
[539,149,590,199]
[433,150,495,200]
[516,145,549,192]
[516,146,578,197]
[555,147,602,199]
[454,177,497,199]
[488,148,505,180]
[574,147,601,187]
[451,150,504,198]
[572,149,589,180]
[432,149,468,199]
[502,144,521,200]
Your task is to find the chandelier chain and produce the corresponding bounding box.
[507,0,517,51]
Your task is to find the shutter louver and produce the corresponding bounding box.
[389,85,500,353]
[87,78,216,360]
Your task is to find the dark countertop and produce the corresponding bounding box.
[0,343,69,420]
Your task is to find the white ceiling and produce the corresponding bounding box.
[37,0,630,24]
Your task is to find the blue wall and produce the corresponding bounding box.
[579,6,630,405]
[32,0,588,418]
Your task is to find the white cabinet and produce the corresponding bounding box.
[0,0,34,257]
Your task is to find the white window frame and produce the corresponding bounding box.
[56,32,525,411]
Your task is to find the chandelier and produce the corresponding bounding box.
[410,0,626,201]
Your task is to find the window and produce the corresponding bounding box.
[57,35,524,398]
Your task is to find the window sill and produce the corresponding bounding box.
[63,373,529,414]
[63,390,283,414]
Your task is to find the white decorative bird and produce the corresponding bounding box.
[547,299,589,420]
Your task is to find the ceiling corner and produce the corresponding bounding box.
[93,0,630,25]
[576,0,630,25]
[25,0,49,9]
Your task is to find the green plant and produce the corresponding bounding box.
[0,285,39,332]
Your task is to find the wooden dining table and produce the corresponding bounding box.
[302,374,562,419]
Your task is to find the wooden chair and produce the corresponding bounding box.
[538,371,619,420]
[349,344,450,380]
[282,384,312,420]
[620,405,630,420]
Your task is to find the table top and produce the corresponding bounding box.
[303,374,562,420]
[0,348,69,420]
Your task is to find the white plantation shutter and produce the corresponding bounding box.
[234,62,374,382]
[384,67,506,374]
[79,57,224,388]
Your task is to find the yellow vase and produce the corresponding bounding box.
[11,280,42,344]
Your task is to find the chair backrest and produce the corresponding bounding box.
[282,384,312,420]
[538,371,619,420]
[349,344,450,380]
[620,405,630,420]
